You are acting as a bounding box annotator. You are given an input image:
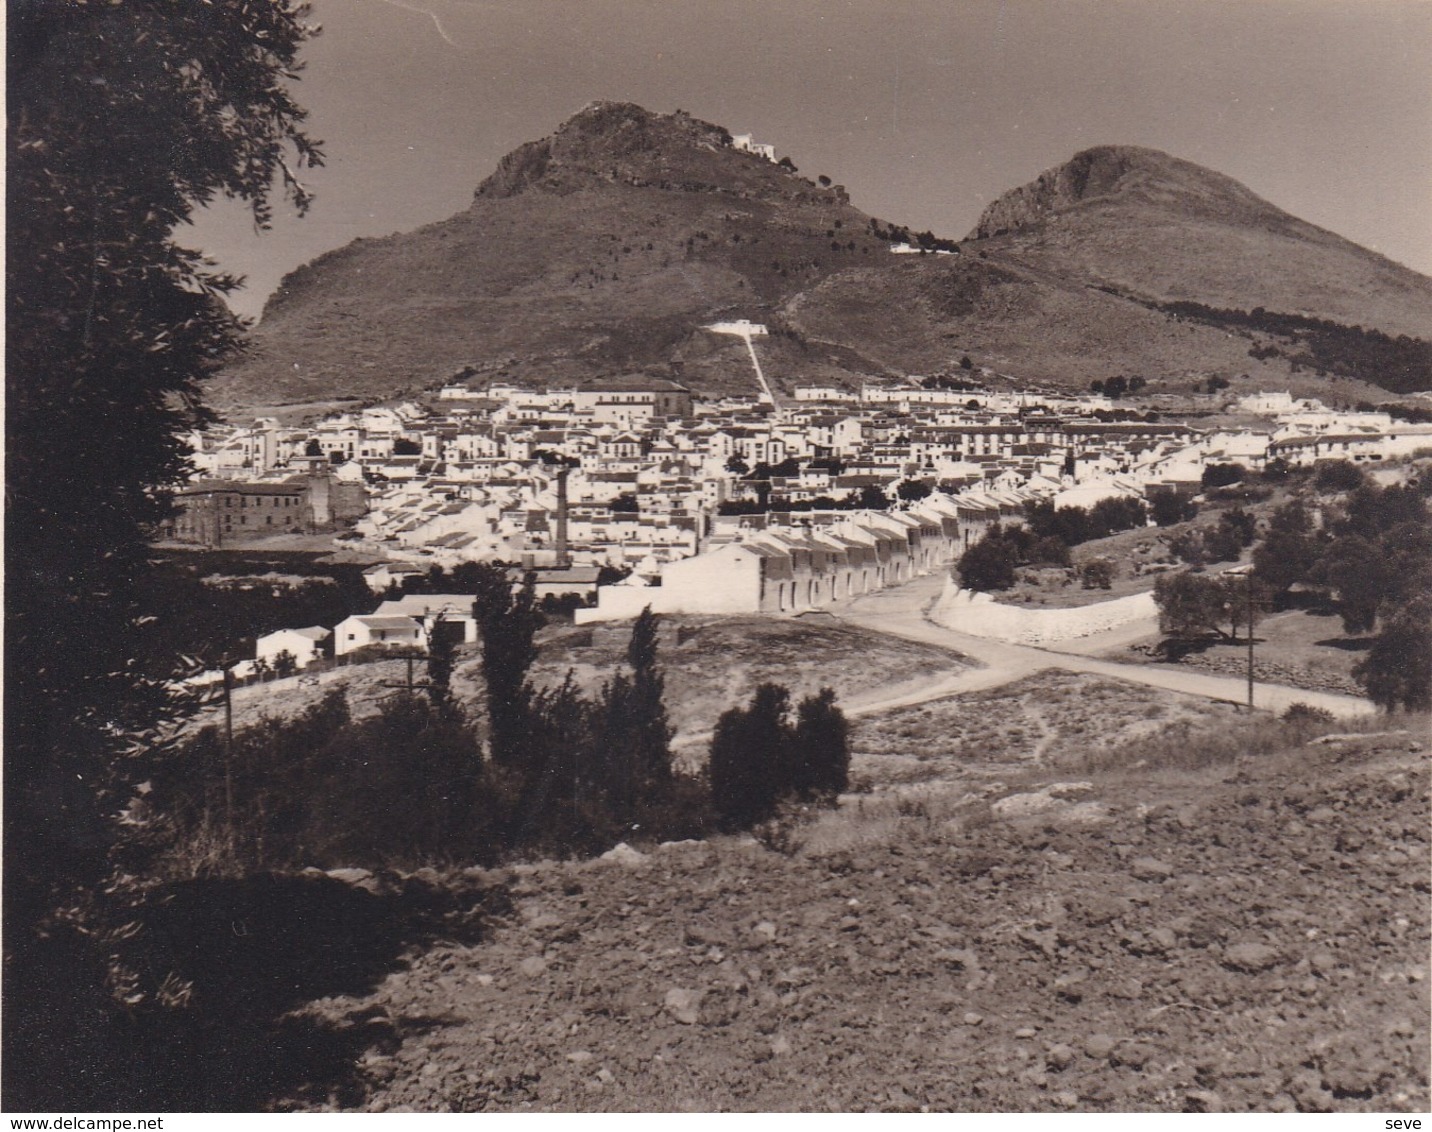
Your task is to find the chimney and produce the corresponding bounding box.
[556,464,571,569]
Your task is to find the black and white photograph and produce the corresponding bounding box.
[6,0,1431,1115]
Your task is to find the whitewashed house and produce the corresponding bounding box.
[255,626,331,668]
[371,594,479,645]
[334,614,425,656]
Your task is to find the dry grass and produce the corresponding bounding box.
[532,614,968,742]
[1082,708,1424,774]
[776,786,980,862]
[851,669,1239,781]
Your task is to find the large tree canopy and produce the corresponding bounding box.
[6,0,321,918]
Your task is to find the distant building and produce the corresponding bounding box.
[506,565,603,600]
[168,479,310,546]
[371,594,479,645]
[362,562,428,593]
[255,626,331,668]
[333,614,425,657]
[793,385,857,403]
[731,133,777,162]
[167,473,365,547]
[576,503,966,622]
[570,377,694,423]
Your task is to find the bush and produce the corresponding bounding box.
[1079,558,1117,590]
[957,526,1018,591]
[709,684,849,830]
[1355,595,1432,711]
[1313,459,1367,494]
[710,684,791,829]
[1150,490,1197,527]
[1281,702,1334,725]
[1201,463,1247,489]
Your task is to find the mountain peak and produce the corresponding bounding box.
[474,101,794,201]
[969,145,1293,240]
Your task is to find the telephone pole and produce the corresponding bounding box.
[1246,574,1255,709]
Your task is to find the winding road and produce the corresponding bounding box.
[831,572,1376,720]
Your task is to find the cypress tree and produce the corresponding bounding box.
[792,688,851,802]
[625,607,674,786]
[471,566,540,768]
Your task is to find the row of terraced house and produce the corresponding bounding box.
[575,489,1023,622]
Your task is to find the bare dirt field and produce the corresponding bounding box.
[278,709,1429,1113]
[529,614,972,749]
[849,670,1240,789]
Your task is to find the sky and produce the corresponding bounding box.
[189,0,1432,319]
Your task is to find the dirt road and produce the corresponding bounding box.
[833,574,1375,720]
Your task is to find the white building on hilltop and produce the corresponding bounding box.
[731,133,776,162]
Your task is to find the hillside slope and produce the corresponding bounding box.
[210,109,1432,416]
[970,145,1432,340]
[280,708,1429,1113]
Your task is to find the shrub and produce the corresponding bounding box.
[1281,702,1334,725]
[1079,558,1117,590]
[709,683,849,829]
[957,525,1018,591]
[710,684,790,829]
[1201,463,1247,489]
[1313,459,1367,494]
[1150,490,1198,527]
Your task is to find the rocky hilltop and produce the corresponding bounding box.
[474,101,827,205]
[211,107,1432,417]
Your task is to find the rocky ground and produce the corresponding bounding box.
[278,712,1430,1113]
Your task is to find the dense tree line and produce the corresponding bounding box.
[1157,301,1432,395]
[1024,496,1149,547]
[718,485,890,515]
[1166,507,1257,567]
[957,522,1067,590]
[156,578,852,868]
[956,496,1153,592]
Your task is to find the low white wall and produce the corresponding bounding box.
[574,586,661,624]
[930,578,1155,645]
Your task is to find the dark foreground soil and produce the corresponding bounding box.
[281,727,1430,1113]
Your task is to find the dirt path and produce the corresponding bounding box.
[833,574,1375,720]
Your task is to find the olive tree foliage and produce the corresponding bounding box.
[1354,595,1432,713]
[1153,571,1268,642]
[7,3,322,919]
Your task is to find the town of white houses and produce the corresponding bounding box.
[170,350,1432,678]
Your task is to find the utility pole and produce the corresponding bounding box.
[1228,565,1256,709]
[381,652,425,693]
[222,660,236,844]
[1246,573,1255,710]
